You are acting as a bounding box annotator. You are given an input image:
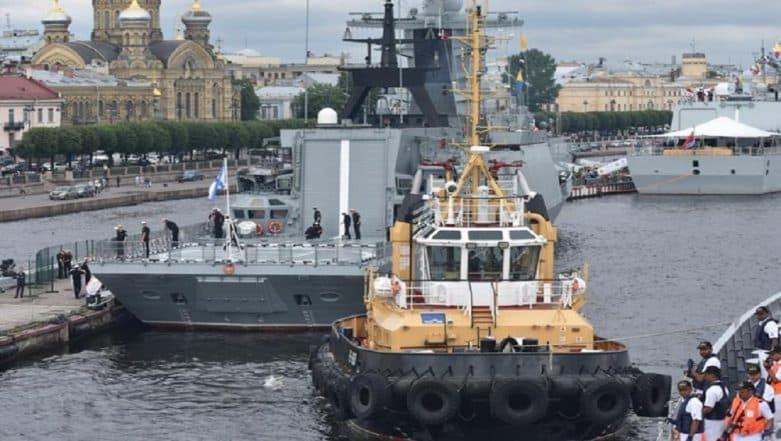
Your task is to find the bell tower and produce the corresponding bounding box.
[92,0,162,43]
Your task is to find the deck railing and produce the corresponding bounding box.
[370,278,584,312]
[632,144,781,157]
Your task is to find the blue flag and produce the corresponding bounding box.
[208,165,226,200]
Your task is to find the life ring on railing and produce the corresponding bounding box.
[489,377,549,425]
[267,220,284,235]
[390,276,402,296]
[255,222,264,236]
[223,262,235,275]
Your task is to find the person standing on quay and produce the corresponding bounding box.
[63,249,73,275]
[56,249,65,279]
[164,219,179,248]
[313,207,321,224]
[14,268,25,299]
[141,221,150,258]
[342,212,351,240]
[351,209,361,240]
[69,265,84,299]
[81,259,91,285]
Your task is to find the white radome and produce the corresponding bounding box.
[317,108,338,125]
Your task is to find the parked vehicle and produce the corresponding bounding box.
[73,183,96,198]
[177,170,205,182]
[49,186,79,200]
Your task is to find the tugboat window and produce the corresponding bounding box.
[234,211,246,219]
[468,247,503,281]
[427,247,461,281]
[248,210,266,219]
[510,246,540,281]
[468,230,503,241]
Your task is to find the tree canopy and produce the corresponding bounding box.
[235,78,260,121]
[507,49,561,112]
[292,83,348,119]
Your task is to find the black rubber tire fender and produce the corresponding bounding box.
[632,373,671,417]
[489,377,549,425]
[406,377,461,426]
[349,373,391,420]
[579,378,631,425]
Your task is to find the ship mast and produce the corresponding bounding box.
[449,2,508,199]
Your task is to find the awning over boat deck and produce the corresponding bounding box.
[648,116,778,139]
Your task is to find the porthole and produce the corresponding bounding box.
[320,292,341,302]
[141,290,161,300]
[731,169,736,175]
[692,169,700,176]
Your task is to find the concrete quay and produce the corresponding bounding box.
[0,178,234,223]
[0,278,134,366]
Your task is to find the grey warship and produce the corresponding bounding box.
[94,0,566,330]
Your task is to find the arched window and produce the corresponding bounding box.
[126,100,134,120]
[185,93,191,118]
[140,101,147,118]
[194,92,199,119]
[98,100,104,116]
[177,92,182,120]
[104,11,109,29]
[212,99,216,119]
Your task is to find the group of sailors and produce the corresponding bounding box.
[109,219,180,260]
[673,306,780,441]
[304,207,362,241]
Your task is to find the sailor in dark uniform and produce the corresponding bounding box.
[164,219,180,248]
[351,209,361,240]
[747,364,775,412]
[313,207,321,224]
[69,265,84,299]
[141,221,151,258]
[81,259,92,286]
[14,269,25,299]
[342,212,351,239]
[685,340,721,394]
[114,225,127,259]
[56,249,65,279]
[305,222,323,240]
[754,306,778,378]
[671,380,703,441]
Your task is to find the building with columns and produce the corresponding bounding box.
[31,0,236,125]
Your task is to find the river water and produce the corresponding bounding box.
[2,192,781,440]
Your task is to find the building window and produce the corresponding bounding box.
[104,11,109,29]
[98,100,104,116]
[8,109,14,124]
[272,106,278,119]
[48,108,53,122]
[37,108,43,123]
[140,101,147,118]
[177,92,182,120]
[212,99,216,118]
[185,93,191,118]
[194,92,199,119]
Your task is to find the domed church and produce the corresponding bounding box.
[32,0,236,122]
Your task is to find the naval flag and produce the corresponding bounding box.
[682,131,696,149]
[208,164,226,200]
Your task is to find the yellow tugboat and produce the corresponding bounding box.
[310,2,671,440]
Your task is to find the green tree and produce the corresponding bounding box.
[114,124,137,160]
[507,49,562,112]
[234,78,260,121]
[292,83,348,119]
[57,128,82,166]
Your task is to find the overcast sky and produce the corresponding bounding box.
[7,0,781,67]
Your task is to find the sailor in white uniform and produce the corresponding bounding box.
[672,380,703,441]
[701,366,730,441]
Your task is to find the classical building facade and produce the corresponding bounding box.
[31,0,236,125]
[555,54,718,113]
[0,75,63,151]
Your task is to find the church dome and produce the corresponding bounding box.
[42,0,72,25]
[119,0,152,22]
[182,0,212,25]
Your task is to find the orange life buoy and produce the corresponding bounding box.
[255,222,264,236]
[391,277,401,296]
[223,262,235,275]
[268,220,284,235]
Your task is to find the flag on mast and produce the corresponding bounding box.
[520,32,528,50]
[208,164,226,200]
[682,131,696,149]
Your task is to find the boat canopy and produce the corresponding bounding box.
[648,116,778,139]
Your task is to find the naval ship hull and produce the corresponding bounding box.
[628,154,781,195]
[96,259,369,331]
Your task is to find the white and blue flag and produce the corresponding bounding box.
[208,165,226,200]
